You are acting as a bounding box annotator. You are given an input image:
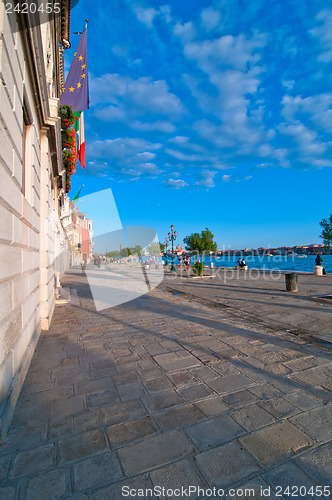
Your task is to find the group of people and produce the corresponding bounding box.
[178,255,191,271]
[236,258,247,268]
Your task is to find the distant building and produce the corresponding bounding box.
[76,212,94,263]
[175,244,185,255]
[60,197,94,265]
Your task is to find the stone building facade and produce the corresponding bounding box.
[61,195,94,266]
[0,1,71,440]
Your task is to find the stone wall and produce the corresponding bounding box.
[0,4,69,440]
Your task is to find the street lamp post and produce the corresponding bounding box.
[168,225,178,272]
[165,238,168,265]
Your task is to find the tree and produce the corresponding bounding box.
[320,214,332,248]
[131,245,143,257]
[120,247,131,257]
[146,241,163,255]
[183,228,217,262]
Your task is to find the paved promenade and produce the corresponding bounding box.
[0,267,331,499]
[161,267,332,345]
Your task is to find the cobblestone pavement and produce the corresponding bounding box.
[0,268,331,499]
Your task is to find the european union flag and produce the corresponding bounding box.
[60,27,89,112]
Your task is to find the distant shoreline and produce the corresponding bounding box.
[162,254,332,273]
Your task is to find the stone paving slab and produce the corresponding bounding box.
[8,445,54,478]
[231,403,277,431]
[262,461,321,494]
[117,430,194,476]
[150,459,207,500]
[106,416,158,447]
[91,474,157,500]
[57,430,108,464]
[72,452,123,492]
[239,421,314,467]
[24,468,68,500]
[293,441,332,487]
[289,404,332,442]
[154,404,205,431]
[195,441,261,487]
[0,268,331,498]
[186,414,244,451]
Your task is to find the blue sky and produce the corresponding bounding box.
[66,0,332,249]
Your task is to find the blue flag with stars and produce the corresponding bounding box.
[60,27,89,112]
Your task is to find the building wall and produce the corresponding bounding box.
[0,3,70,441]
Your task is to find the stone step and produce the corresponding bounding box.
[55,286,70,304]
[70,288,80,306]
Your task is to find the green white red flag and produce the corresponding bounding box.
[77,112,85,169]
[73,111,85,169]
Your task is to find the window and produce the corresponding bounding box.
[22,90,33,201]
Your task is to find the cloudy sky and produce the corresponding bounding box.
[67,0,332,248]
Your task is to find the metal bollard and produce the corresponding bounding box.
[285,272,298,292]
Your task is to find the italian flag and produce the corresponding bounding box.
[73,111,86,169]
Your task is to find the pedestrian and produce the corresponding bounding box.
[315,253,327,274]
[315,253,323,266]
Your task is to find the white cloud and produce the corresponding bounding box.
[310,9,332,63]
[133,4,173,28]
[122,162,162,176]
[168,136,189,144]
[276,92,332,168]
[86,150,164,180]
[91,74,184,116]
[112,45,129,58]
[200,7,221,32]
[183,33,267,151]
[256,145,289,166]
[165,148,208,162]
[137,152,157,161]
[196,170,217,188]
[173,21,196,42]
[282,80,295,90]
[130,78,183,114]
[167,135,206,152]
[87,138,162,160]
[159,5,172,23]
[131,120,176,133]
[279,122,327,155]
[282,93,332,132]
[300,157,332,168]
[221,173,252,183]
[184,33,265,72]
[134,6,158,27]
[162,179,189,189]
